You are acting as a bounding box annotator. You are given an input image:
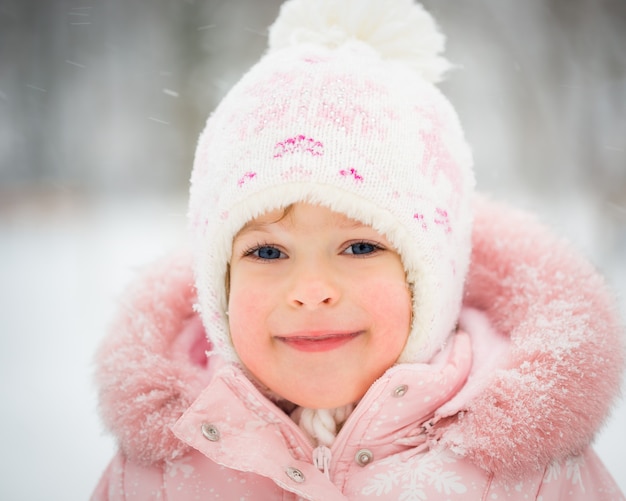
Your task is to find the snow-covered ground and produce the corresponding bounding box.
[0,195,188,500]
[0,193,624,500]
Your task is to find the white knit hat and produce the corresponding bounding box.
[189,0,475,366]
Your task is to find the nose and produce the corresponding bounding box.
[287,259,340,309]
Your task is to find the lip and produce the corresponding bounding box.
[276,331,363,353]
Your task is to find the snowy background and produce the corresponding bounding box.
[1,0,625,499]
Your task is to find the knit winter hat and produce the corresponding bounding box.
[189,0,474,366]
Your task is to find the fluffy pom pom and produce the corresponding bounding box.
[268,0,450,83]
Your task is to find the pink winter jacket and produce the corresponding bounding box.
[92,197,625,500]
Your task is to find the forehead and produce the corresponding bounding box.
[236,203,365,236]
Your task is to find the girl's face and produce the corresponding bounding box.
[228,203,412,408]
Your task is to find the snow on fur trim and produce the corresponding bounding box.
[94,251,211,465]
[437,196,625,479]
[268,0,450,83]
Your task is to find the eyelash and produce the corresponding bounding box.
[241,240,385,261]
[343,240,385,256]
[241,242,285,261]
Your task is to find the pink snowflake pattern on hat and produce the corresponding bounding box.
[339,167,364,182]
[418,106,464,210]
[273,135,324,158]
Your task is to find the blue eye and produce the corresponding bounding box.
[251,246,285,260]
[345,242,380,255]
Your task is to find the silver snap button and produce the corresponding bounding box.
[393,384,408,397]
[200,423,220,442]
[355,448,373,466]
[285,466,305,483]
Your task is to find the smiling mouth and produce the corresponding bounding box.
[276,331,363,353]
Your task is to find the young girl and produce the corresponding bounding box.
[92,0,625,499]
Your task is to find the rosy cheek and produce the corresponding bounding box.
[368,278,411,309]
[228,285,269,334]
[365,279,412,348]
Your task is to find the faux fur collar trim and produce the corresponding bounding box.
[94,195,624,479]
